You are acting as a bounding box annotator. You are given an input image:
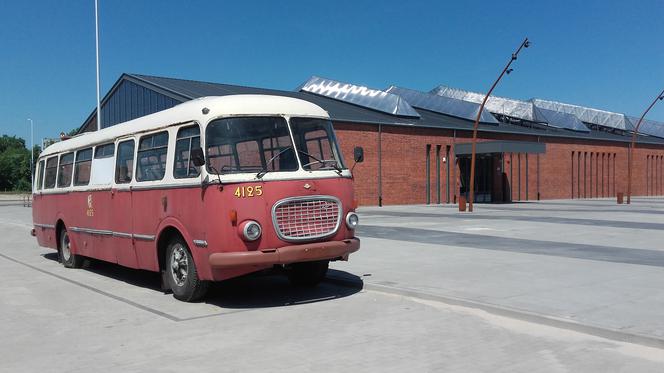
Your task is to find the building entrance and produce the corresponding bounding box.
[459,154,502,203]
[455,141,546,204]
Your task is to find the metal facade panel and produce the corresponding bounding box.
[385,86,499,124]
[455,140,546,155]
[299,76,421,118]
[431,85,535,121]
[531,98,634,131]
[99,80,179,128]
[533,106,590,132]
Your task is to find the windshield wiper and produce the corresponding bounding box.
[256,147,293,179]
[208,163,223,186]
[299,150,342,173]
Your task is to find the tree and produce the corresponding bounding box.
[0,135,37,191]
[67,127,79,137]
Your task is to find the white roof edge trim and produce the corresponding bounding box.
[41,95,330,157]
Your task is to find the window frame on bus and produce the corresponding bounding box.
[173,124,201,179]
[115,138,136,184]
[136,130,169,182]
[44,156,59,189]
[73,147,93,187]
[56,152,75,188]
[36,159,45,191]
[87,142,116,187]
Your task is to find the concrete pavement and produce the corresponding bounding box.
[2,199,664,371]
[331,198,664,347]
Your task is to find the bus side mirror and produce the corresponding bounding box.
[353,146,364,163]
[191,147,206,167]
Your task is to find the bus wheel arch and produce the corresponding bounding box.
[55,219,83,268]
[157,226,209,302]
[157,226,182,274]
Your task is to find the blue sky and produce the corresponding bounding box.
[1,0,663,146]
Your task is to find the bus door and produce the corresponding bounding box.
[111,138,138,268]
[88,144,116,263]
[130,130,171,271]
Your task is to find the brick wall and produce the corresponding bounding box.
[333,121,664,206]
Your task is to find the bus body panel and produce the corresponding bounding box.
[111,189,138,268]
[32,95,360,286]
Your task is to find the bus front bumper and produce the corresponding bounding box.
[208,238,360,269]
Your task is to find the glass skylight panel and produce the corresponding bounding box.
[531,98,634,131]
[533,106,590,132]
[386,86,499,124]
[431,85,535,121]
[299,76,420,118]
[627,116,664,138]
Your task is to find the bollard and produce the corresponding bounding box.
[617,192,624,204]
[459,195,467,212]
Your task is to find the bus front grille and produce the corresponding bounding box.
[272,196,342,242]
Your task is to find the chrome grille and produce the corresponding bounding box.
[272,196,341,241]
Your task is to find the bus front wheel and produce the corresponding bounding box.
[165,237,209,302]
[59,227,83,269]
[287,260,329,287]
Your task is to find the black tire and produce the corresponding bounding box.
[164,236,209,302]
[288,260,329,287]
[59,226,83,269]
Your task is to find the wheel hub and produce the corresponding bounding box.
[61,232,71,262]
[170,245,188,287]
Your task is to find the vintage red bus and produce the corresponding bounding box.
[32,95,362,301]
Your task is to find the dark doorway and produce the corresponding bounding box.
[459,154,498,203]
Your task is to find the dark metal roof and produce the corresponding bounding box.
[78,74,664,147]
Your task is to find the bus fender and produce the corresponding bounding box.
[155,217,213,281]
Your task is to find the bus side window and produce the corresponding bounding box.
[36,160,45,191]
[44,156,58,189]
[57,152,75,188]
[115,140,135,184]
[91,143,115,185]
[74,148,93,186]
[174,125,201,178]
[137,131,169,182]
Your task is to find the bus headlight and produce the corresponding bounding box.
[240,220,262,241]
[345,212,359,230]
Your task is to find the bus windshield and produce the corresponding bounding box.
[290,117,345,171]
[206,117,296,174]
[205,116,345,175]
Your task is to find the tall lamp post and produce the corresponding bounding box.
[95,0,102,130]
[626,88,664,204]
[27,118,34,193]
[468,37,530,212]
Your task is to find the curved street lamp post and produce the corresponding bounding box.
[468,37,530,212]
[626,89,664,204]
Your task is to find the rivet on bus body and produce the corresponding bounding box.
[202,107,210,115]
[229,210,237,226]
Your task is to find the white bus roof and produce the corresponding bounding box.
[41,95,329,157]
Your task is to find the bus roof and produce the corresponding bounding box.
[41,94,329,157]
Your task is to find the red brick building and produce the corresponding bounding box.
[78,74,664,206]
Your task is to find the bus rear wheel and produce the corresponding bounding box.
[165,237,209,302]
[288,260,329,287]
[59,227,83,269]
